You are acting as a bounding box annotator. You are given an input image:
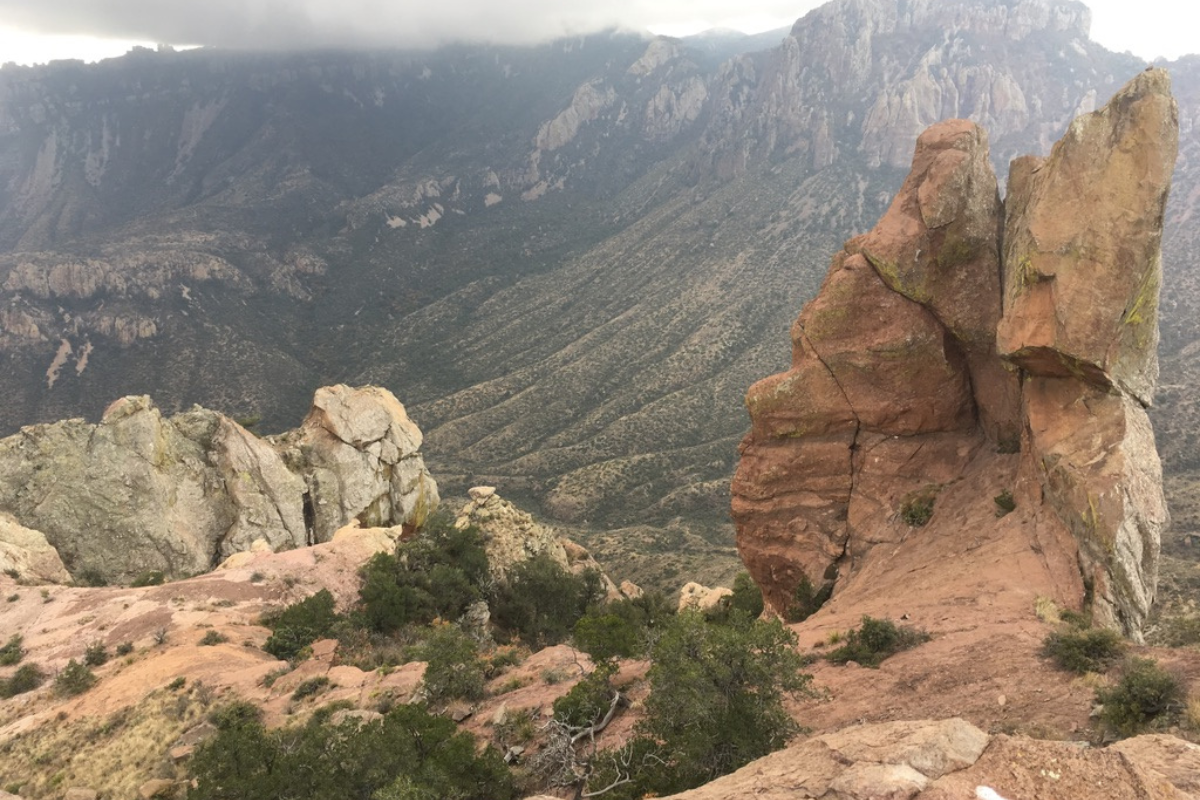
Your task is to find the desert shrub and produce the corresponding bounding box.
[199,630,229,646]
[357,514,489,634]
[0,663,45,697]
[494,706,537,747]
[492,555,603,647]
[83,640,109,667]
[573,612,642,662]
[76,567,108,587]
[1041,626,1126,673]
[584,611,812,798]
[116,641,134,656]
[263,589,340,662]
[553,661,619,729]
[291,676,331,701]
[190,698,514,800]
[55,659,97,696]
[994,489,1016,517]
[899,487,937,527]
[131,570,166,587]
[1098,658,1185,737]
[729,571,765,619]
[826,616,930,668]
[784,574,832,623]
[0,634,23,666]
[417,624,487,704]
[168,676,187,690]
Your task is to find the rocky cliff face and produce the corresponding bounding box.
[0,384,438,583]
[733,70,1176,639]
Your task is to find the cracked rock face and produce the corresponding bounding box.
[733,70,1175,638]
[0,384,437,583]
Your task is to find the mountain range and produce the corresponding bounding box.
[1,0,1197,566]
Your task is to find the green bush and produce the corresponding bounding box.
[826,616,930,668]
[899,488,937,527]
[199,630,229,646]
[116,641,134,656]
[263,589,341,662]
[0,663,45,698]
[492,555,603,647]
[292,676,331,701]
[784,574,831,623]
[1098,658,1185,737]
[357,514,489,634]
[585,611,812,798]
[1041,626,1126,673]
[417,625,487,704]
[131,570,166,587]
[54,659,97,696]
[553,661,618,729]
[83,641,109,667]
[729,571,765,619]
[994,489,1016,517]
[0,634,23,666]
[189,699,514,800]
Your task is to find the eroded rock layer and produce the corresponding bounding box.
[0,384,438,582]
[733,70,1176,638]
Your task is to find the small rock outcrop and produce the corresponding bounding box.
[455,486,618,595]
[0,513,71,583]
[733,70,1177,638]
[0,385,438,582]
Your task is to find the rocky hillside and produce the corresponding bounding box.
[0,0,1197,542]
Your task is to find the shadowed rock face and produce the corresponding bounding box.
[0,384,438,583]
[733,69,1176,639]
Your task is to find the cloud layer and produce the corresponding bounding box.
[0,0,816,50]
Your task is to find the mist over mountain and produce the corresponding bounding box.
[0,0,1197,547]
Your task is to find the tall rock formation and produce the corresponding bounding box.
[733,70,1176,639]
[0,384,438,583]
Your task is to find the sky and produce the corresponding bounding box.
[0,0,1195,67]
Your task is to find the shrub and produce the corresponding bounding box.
[131,570,166,587]
[994,489,1016,517]
[76,568,108,587]
[1041,626,1125,674]
[899,487,937,527]
[116,641,134,656]
[784,574,831,623]
[292,676,331,701]
[585,611,812,797]
[0,663,45,698]
[199,630,229,646]
[417,624,487,704]
[1098,658,1185,737]
[0,634,23,666]
[263,589,340,662]
[573,611,643,662]
[190,699,514,800]
[357,513,490,634]
[55,659,97,696]
[826,616,930,668]
[83,641,109,667]
[729,571,765,619]
[492,555,604,647]
[553,661,619,729]
[168,676,187,690]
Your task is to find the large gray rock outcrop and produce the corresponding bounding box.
[0,385,438,582]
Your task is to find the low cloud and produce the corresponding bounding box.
[0,0,816,50]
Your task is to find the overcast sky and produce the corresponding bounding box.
[0,0,1195,66]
